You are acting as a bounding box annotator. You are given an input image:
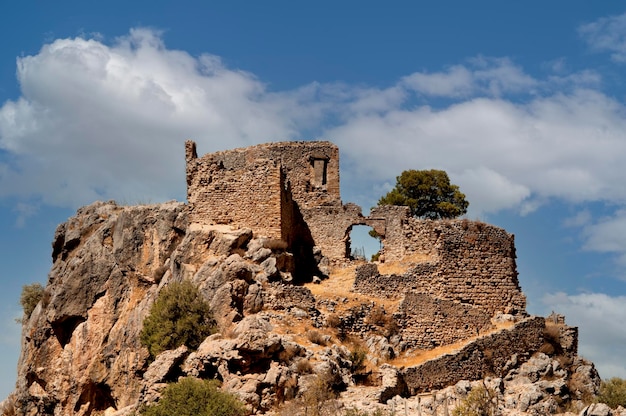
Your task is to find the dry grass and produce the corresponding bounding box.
[304,264,400,314]
[390,320,515,367]
[377,252,435,275]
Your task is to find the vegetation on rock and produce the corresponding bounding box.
[140,280,216,359]
[597,377,626,409]
[378,169,469,219]
[452,384,498,416]
[138,377,247,416]
[19,283,44,317]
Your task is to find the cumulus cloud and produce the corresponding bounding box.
[3,28,626,230]
[330,88,626,216]
[543,292,626,379]
[0,28,318,207]
[579,13,626,63]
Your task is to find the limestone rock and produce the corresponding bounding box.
[143,345,189,385]
[580,403,612,416]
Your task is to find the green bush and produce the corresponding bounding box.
[140,280,216,359]
[597,377,626,409]
[452,384,498,416]
[139,377,246,416]
[20,283,44,317]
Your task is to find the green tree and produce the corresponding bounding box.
[20,283,44,317]
[140,280,216,359]
[378,169,468,219]
[597,377,626,409]
[139,377,246,416]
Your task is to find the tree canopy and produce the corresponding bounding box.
[378,169,469,219]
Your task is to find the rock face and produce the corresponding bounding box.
[3,200,611,416]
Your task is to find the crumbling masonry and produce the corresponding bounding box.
[185,140,527,346]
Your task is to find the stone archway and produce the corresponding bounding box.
[344,224,383,261]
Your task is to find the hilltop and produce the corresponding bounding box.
[1,141,622,416]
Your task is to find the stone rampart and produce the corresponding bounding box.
[401,316,546,394]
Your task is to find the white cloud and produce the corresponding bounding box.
[330,88,626,216]
[455,167,530,217]
[2,28,626,238]
[580,210,626,270]
[563,209,592,228]
[580,13,626,63]
[401,57,536,98]
[402,65,474,97]
[543,292,626,379]
[0,28,317,207]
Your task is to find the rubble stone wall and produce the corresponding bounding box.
[396,293,494,350]
[186,140,353,250]
[401,316,546,394]
[354,217,526,315]
[186,150,284,239]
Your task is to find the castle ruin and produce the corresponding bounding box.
[185,140,527,343]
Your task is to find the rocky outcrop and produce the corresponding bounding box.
[4,200,612,416]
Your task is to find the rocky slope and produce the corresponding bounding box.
[1,201,623,416]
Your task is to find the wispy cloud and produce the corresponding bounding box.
[579,12,626,63]
[543,292,626,379]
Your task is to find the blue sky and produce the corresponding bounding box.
[2,1,626,399]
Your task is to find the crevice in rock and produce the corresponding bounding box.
[73,381,116,413]
[51,315,86,347]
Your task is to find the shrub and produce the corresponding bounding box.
[140,280,216,359]
[20,283,45,317]
[366,305,387,326]
[295,359,313,374]
[349,346,367,374]
[326,314,341,328]
[452,384,498,416]
[597,377,626,409]
[139,377,246,416]
[306,330,329,346]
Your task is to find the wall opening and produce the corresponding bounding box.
[311,158,328,188]
[346,225,383,261]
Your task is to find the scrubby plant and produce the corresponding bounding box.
[326,313,341,329]
[20,283,44,317]
[138,377,246,416]
[306,330,329,346]
[295,358,313,374]
[597,377,626,409]
[140,280,216,359]
[452,384,498,416]
[349,346,367,374]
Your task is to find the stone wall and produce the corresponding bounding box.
[356,215,526,316]
[186,140,366,261]
[401,316,546,394]
[186,152,284,239]
[396,293,494,350]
